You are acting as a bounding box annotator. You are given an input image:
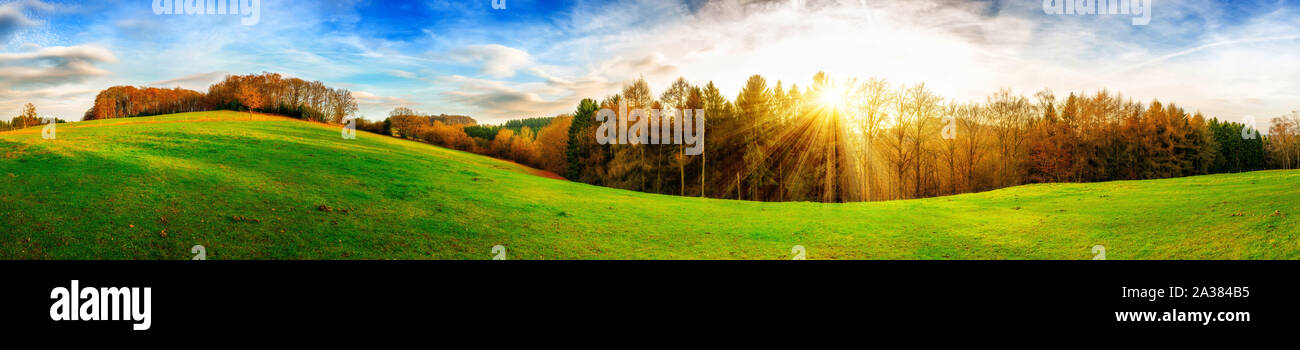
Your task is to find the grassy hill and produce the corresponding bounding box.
[1,111,1296,259]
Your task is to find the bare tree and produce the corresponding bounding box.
[987,89,1031,187]
[956,103,990,192]
[847,78,891,200]
[883,85,918,199]
[902,83,942,197]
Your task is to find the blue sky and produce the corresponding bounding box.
[2,0,1298,124]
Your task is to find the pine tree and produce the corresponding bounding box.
[700,81,731,198]
[565,98,600,181]
[734,75,775,200]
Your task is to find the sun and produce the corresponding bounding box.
[817,84,847,110]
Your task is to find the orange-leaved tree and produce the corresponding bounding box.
[237,84,264,120]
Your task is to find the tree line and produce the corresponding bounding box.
[84,72,358,124]
[0,103,67,132]
[463,117,554,140]
[554,73,1298,202]
[353,106,572,176]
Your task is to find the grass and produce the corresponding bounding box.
[1,110,1297,259]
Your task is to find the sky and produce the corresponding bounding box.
[0,0,1298,124]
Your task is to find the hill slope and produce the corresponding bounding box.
[1,111,1297,259]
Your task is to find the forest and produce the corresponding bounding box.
[82,72,358,124]
[24,71,1300,203]
[385,72,1299,202]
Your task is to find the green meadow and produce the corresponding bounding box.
[0,111,1296,259]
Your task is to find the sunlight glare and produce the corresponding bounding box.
[818,84,847,110]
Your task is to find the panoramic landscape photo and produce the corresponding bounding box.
[0,0,1297,259]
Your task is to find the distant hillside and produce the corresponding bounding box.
[429,113,476,126]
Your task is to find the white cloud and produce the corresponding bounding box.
[387,69,416,79]
[7,0,1300,124]
[488,0,1300,121]
[147,71,229,91]
[0,44,116,63]
[0,45,117,87]
[437,74,581,119]
[0,86,95,99]
[351,90,417,111]
[449,44,532,78]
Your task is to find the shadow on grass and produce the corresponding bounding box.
[0,131,465,259]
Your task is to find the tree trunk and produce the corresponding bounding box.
[701,152,706,197]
